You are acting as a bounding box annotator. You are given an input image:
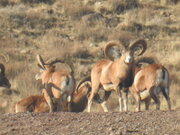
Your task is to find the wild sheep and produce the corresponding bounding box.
[88,39,147,112]
[15,80,99,113]
[15,95,49,113]
[129,63,171,111]
[36,54,75,112]
[0,54,11,88]
[0,63,11,88]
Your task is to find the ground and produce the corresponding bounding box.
[0,109,179,135]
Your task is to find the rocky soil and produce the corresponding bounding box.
[0,109,179,135]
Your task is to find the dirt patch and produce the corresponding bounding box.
[0,109,179,135]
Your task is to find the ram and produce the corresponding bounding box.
[129,63,171,111]
[69,80,91,112]
[0,54,11,88]
[36,54,75,112]
[88,39,147,112]
[15,95,49,112]
[15,80,99,113]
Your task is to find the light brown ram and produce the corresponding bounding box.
[15,80,99,113]
[36,54,75,112]
[88,39,147,112]
[129,63,171,111]
[15,95,49,112]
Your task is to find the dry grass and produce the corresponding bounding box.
[0,0,55,6]
[59,0,94,19]
[75,21,109,42]
[0,0,179,113]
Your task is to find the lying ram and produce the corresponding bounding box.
[15,79,100,112]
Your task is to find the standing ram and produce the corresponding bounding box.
[88,39,147,112]
[36,54,75,112]
[129,62,171,111]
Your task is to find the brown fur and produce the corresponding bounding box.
[69,82,91,112]
[129,64,171,111]
[36,55,75,112]
[15,95,49,112]
[15,82,91,113]
[88,39,147,112]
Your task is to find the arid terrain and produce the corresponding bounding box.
[0,109,179,135]
[0,0,179,113]
[0,0,180,135]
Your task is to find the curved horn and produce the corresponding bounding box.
[129,39,147,56]
[46,57,74,75]
[46,57,65,65]
[76,76,91,92]
[104,40,125,60]
[0,54,9,63]
[36,54,46,69]
[136,57,157,65]
[76,76,104,104]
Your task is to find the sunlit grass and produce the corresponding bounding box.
[0,0,179,113]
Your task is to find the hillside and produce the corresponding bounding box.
[0,0,179,113]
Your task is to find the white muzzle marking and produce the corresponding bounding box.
[125,56,132,63]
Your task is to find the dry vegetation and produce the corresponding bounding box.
[0,0,179,113]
